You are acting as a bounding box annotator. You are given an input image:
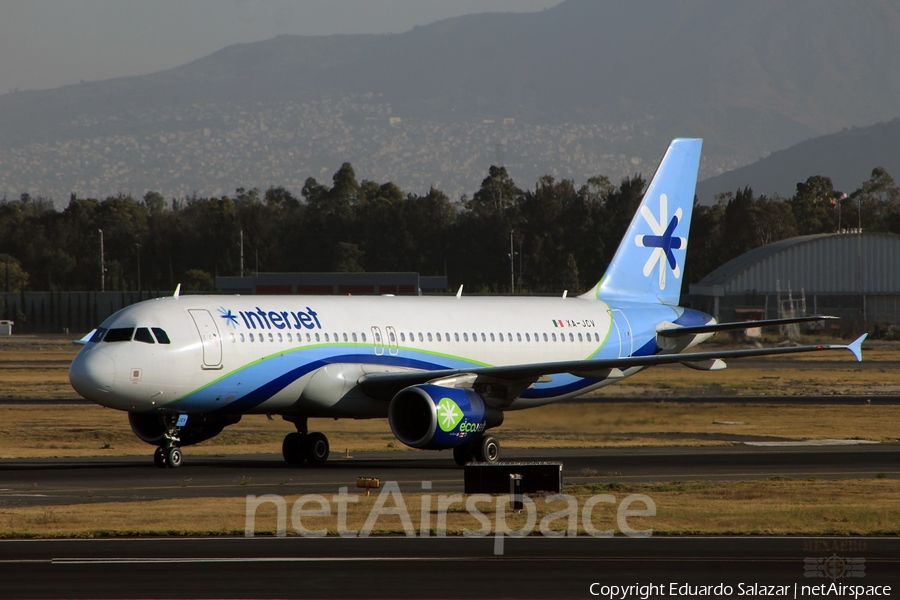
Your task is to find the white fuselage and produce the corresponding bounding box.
[69,294,702,418]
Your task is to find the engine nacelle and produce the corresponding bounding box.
[128,412,241,447]
[388,384,503,450]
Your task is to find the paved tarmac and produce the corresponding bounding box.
[1,536,898,598]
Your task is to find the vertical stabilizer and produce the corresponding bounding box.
[580,138,702,305]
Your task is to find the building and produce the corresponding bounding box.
[688,232,900,327]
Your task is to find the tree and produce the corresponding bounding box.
[790,176,836,235]
[181,269,214,291]
[0,254,29,292]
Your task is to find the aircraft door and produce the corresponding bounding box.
[188,309,223,369]
[371,326,384,356]
[385,326,399,356]
[610,309,633,358]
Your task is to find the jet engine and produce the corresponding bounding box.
[388,384,503,450]
[128,412,241,446]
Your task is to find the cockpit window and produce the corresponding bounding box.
[90,328,107,343]
[152,328,171,344]
[134,327,155,344]
[104,327,135,342]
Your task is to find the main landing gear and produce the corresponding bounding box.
[282,418,330,465]
[154,414,184,468]
[452,434,501,467]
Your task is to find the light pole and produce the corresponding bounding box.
[508,231,516,294]
[135,243,141,293]
[98,229,105,292]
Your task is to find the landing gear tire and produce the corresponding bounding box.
[153,447,167,469]
[166,446,183,468]
[304,432,330,464]
[475,435,501,464]
[453,444,474,467]
[282,432,305,465]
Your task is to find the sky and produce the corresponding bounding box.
[0,0,563,94]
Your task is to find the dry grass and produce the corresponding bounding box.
[2,479,897,538]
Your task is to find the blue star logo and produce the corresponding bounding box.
[634,193,685,290]
[218,307,239,329]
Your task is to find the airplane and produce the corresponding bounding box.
[68,138,866,469]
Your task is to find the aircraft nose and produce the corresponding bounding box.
[69,348,116,399]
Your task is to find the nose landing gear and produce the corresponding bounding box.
[154,414,184,468]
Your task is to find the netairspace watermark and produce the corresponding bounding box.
[588,582,891,599]
[244,480,656,555]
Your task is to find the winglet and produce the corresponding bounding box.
[847,333,866,362]
[456,284,463,299]
[173,283,181,298]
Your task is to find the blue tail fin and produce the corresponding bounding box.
[580,138,702,305]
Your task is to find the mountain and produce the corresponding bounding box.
[2,0,899,204]
[696,119,900,202]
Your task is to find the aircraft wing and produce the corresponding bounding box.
[358,334,866,400]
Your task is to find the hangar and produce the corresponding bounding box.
[689,232,900,329]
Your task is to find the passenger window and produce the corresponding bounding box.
[525,333,530,342]
[361,333,367,342]
[543,333,548,342]
[481,333,486,342]
[436,333,441,342]
[463,333,469,342]
[325,333,331,342]
[315,333,320,342]
[569,333,575,342]
[352,332,358,342]
[343,333,349,342]
[490,333,495,342]
[454,333,460,342]
[578,333,583,342]
[151,328,171,344]
[134,328,155,344]
[249,333,255,342]
[90,328,107,343]
[240,333,245,342]
[400,333,406,342]
[278,333,283,342]
[287,333,292,342]
[268,333,273,342]
[517,333,522,342]
[389,331,396,343]
[104,327,134,342]
[427,333,433,342]
[552,333,557,342]
[472,333,477,343]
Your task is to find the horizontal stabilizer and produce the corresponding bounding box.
[73,329,96,345]
[658,315,839,338]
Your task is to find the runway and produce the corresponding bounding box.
[1,445,898,507]
[1,536,898,598]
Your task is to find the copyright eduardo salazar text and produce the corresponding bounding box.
[588,583,892,599]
